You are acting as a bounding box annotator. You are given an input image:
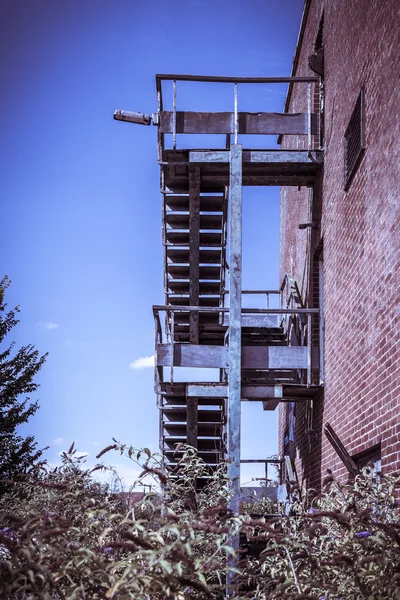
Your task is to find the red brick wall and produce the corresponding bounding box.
[279,0,400,487]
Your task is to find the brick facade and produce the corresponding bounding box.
[279,0,400,487]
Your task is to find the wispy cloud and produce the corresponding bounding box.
[129,355,154,369]
[52,437,64,446]
[38,321,58,330]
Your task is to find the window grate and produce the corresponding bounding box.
[344,89,365,191]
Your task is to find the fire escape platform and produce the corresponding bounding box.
[157,342,319,369]
[162,149,323,191]
[159,381,319,409]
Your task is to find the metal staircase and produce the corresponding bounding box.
[115,72,324,498]
[164,186,227,346]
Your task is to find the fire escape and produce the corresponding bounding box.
[114,73,323,510]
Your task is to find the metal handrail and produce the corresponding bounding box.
[155,74,319,153]
[156,74,318,84]
[153,305,318,314]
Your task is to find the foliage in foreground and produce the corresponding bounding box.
[0,442,399,599]
[0,276,47,487]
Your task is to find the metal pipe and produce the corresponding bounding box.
[307,82,312,152]
[227,143,242,596]
[153,304,319,314]
[172,80,177,150]
[224,289,280,295]
[240,459,282,464]
[233,83,238,145]
[156,74,318,84]
[307,313,312,387]
[170,311,175,384]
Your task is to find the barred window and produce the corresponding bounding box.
[344,89,365,191]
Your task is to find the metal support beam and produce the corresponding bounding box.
[186,397,198,448]
[227,143,242,596]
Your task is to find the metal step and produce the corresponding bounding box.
[164,437,223,451]
[164,450,221,464]
[167,248,222,264]
[163,423,223,437]
[173,312,222,325]
[168,280,222,294]
[165,213,222,230]
[162,407,223,423]
[166,231,223,246]
[165,195,224,212]
[162,396,225,406]
[160,382,227,398]
[167,265,221,280]
[174,335,226,345]
[167,295,221,307]
[241,369,299,384]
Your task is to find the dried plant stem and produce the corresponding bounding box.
[284,545,302,595]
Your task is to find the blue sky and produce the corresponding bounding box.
[0,0,304,486]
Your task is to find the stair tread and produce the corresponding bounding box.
[165,214,222,230]
[168,281,222,294]
[167,265,221,280]
[163,397,225,406]
[164,423,223,436]
[166,232,223,246]
[162,408,223,423]
[164,438,222,450]
[167,295,221,307]
[165,195,224,212]
[164,450,221,464]
[167,248,222,264]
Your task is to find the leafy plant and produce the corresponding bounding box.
[0,276,47,491]
[0,442,399,600]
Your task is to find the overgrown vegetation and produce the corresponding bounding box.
[0,442,399,599]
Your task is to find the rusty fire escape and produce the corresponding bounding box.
[114,73,323,514]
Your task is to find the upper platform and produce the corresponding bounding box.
[155,74,323,190]
[162,148,323,191]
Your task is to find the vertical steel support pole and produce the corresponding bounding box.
[319,259,325,384]
[172,80,177,150]
[227,143,242,597]
[170,310,175,384]
[307,82,312,152]
[233,83,239,145]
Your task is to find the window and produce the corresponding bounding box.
[354,444,381,475]
[344,89,366,191]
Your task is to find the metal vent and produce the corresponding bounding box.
[344,89,365,191]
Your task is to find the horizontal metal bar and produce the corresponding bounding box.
[153,304,319,314]
[156,74,318,84]
[240,459,282,464]
[224,289,280,295]
[189,149,322,164]
[157,344,317,370]
[160,111,318,135]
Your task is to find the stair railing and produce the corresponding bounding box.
[280,274,315,386]
[154,74,319,155]
[153,303,318,386]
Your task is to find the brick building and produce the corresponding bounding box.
[279,0,400,487]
